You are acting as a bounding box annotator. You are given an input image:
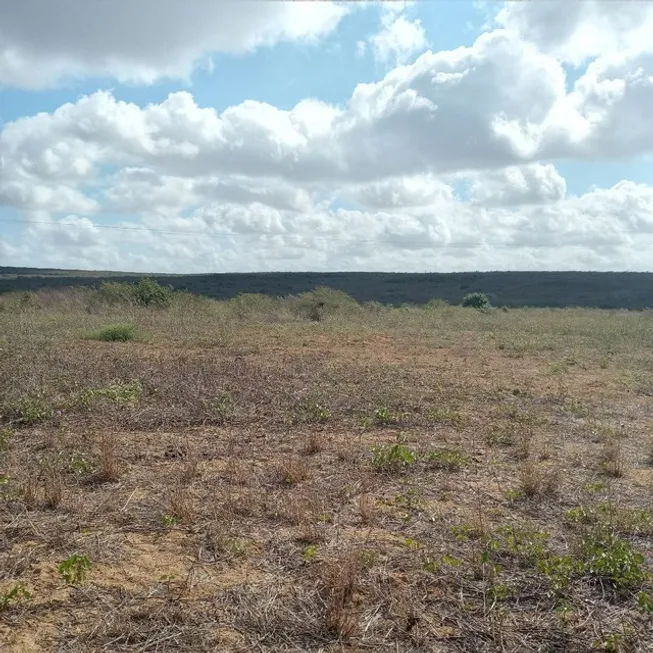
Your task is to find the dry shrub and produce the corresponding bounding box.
[356,493,379,526]
[518,461,560,499]
[599,438,625,478]
[96,434,121,482]
[166,483,194,524]
[318,551,361,639]
[301,431,324,456]
[43,468,64,509]
[273,457,309,487]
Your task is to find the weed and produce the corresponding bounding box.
[580,531,647,590]
[294,397,332,424]
[58,554,91,585]
[489,524,550,566]
[369,406,403,427]
[426,407,464,426]
[208,391,236,424]
[74,380,143,410]
[637,590,653,614]
[87,324,138,342]
[424,447,468,471]
[0,427,14,451]
[161,514,177,527]
[8,395,52,425]
[0,583,31,611]
[537,555,584,594]
[371,439,416,472]
[302,545,318,562]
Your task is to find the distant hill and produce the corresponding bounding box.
[1,267,652,309]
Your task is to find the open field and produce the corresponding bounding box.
[1,284,653,652]
[2,267,653,309]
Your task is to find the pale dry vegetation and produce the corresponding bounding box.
[1,283,653,652]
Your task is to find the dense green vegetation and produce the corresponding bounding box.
[2,266,652,309]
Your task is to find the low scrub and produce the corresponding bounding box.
[86,324,138,342]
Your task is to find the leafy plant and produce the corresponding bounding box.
[0,583,31,611]
[208,391,237,424]
[302,545,318,562]
[580,531,647,590]
[371,406,403,427]
[424,447,468,471]
[9,395,52,425]
[74,379,143,409]
[462,292,491,310]
[161,514,177,527]
[0,427,14,451]
[371,439,416,471]
[58,554,91,585]
[293,397,332,424]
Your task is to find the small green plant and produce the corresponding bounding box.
[0,583,31,611]
[424,447,468,471]
[637,590,653,614]
[371,439,416,471]
[580,531,647,590]
[161,514,177,527]
[426,407,464,426]
[58,554,91,585]
[537,555,583,594]
[74,379,143,409]
[302,545,318,562]
[209,391,237,424]
[0,427,14,451]
[294,398,332,424]
[9,395,52,425]
[462,292,491,310]
[87,324,138,342]
[371,406,403,427]
[68,453,95,476]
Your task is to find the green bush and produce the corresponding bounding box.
[134,278,173,307]
[87,324,138,342]
[462,292,491,309]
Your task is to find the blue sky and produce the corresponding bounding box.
[1,1,653,272]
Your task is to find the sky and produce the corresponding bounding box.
[1,0,653,273]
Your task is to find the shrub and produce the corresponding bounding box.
[291,287,360,322]
[462,292,491,310]
[134,277,173,308]
[94,278,173,308]
[87,324,138,342]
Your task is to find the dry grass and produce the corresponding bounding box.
[1,286,653,652]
